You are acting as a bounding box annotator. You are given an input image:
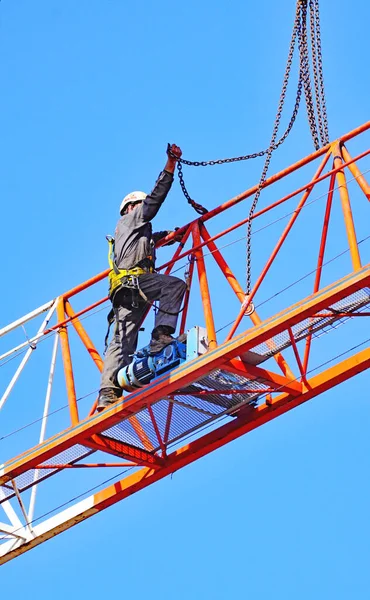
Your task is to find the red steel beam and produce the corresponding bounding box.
[226,150,331,340]
[158,147,370,272]
[2,344,369,565]
[341,144,370,201]
[332,142,362,271]
[65,300,104,372]
[200,223,296,381]
[52,124,370,304]
[86,434,163,469]
[56,299,79,425]
[1,263,369,487]
[192,222,217,350]
[35,463,136,469]
[64,301,156,450]
[303,169,336,373]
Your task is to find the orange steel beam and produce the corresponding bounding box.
[53,125,370,303]
[158,146,370,273]
[199,223,245,304]
[197,122,370,225]
[192,222,217,350]
[341,144,370,201]
[200,223,296,381]
[2,344,369,565]
[65,300,104,372]
[0,122,370,565]
[22,142,365,337]
[64,301,155,450]
[287,327,307,383]
[92,413,155,455]
[161,224,192,261]
[177,388,276,395]
[311,312,370,317]
[2,263,369,487]
[303,169,336,373]
[313,170,336,294]
[56,299,79,425]
[179,254,195,335]
[223,358,302,396]
[86,434,163,469]
[226,150,332,341]
[163,402,173,447]
[35,463,136,469]
[332,142,362,271]
[45,297,108,336]
[147,404,166,457]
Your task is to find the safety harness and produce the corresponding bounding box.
[107,236,153,303]
[104,236,153,352]
[104,235,187,352]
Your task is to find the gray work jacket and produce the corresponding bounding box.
[114,170,174,270]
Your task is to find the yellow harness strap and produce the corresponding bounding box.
[106,236,152,299]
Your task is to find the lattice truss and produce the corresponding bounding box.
[1,123,370,564]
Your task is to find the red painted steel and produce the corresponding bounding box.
[2,347,370,565]
[1,121,370,564]
[56,299,80,425]
[2,263,369,487]
[192,221,218,349]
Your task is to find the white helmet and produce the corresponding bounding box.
[119,191,147,215]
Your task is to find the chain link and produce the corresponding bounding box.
[246,0,304,294]
[311,0,329,144]
[175,159,208,215]
[310,0,325,144]
[169,0,329,297]
[299,0,320,150]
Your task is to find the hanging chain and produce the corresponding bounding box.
[168,74,304,216]
[245,0,329,295]
[169,0,329,299]
[173,156,208,215]
[310,0,325,144]
[299,0,320,150]
[310,0,329,144]
[245,0,304,295]
[167,2,305,218]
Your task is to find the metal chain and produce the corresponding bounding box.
[311,0,329,143]
[168,0,329,298]
[310,0,325,144]
[299,0,320,150]
[168,2,305,217]
[175,159,208,215]
[168,73,304,215]
[246,0,303,294]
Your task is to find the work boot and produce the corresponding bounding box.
[97,388,122,412]
[149,325,175,355]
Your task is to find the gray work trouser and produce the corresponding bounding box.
[100,272,187,394]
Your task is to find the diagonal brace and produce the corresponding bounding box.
[85,434,164,470]
[223,358,302,396]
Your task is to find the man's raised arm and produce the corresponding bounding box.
[142,144,182,222]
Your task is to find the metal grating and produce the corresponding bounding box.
[0,444,95,504]
[3,286,367,491]
[247,287,370,361]
[101,287,370,455]
[102,368,267,453]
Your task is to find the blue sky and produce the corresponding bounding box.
[1,0,370,597]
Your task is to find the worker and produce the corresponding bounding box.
[97,144,187,411]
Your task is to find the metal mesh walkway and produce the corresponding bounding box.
[1,285,369,504]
